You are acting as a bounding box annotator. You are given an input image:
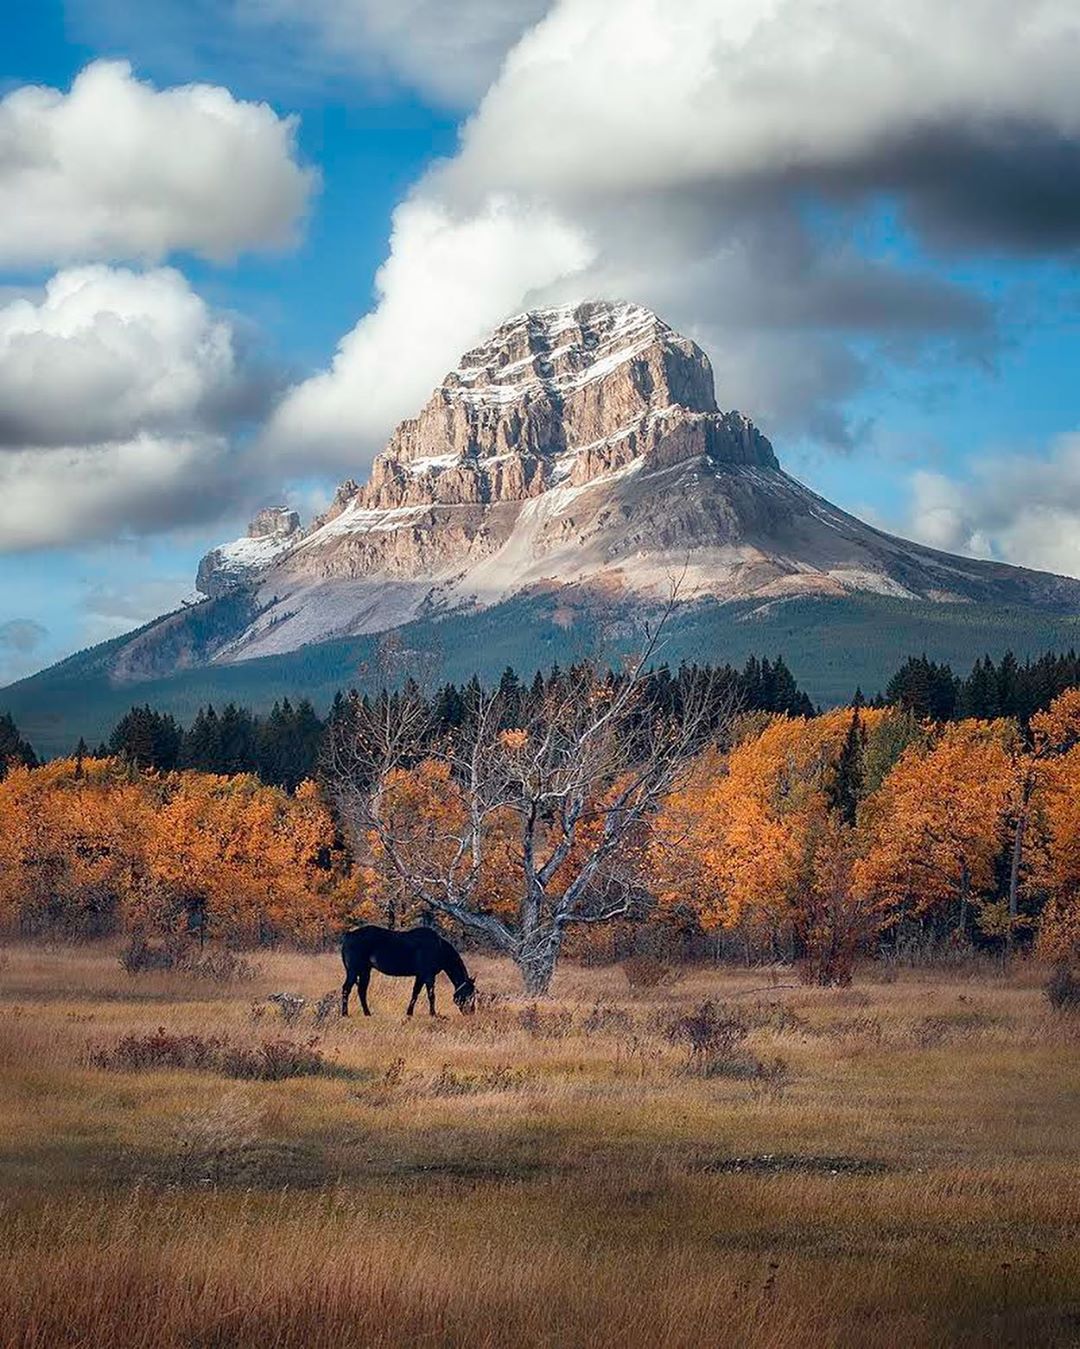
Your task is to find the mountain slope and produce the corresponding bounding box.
[6,298,1080,751]
[7,590,1080,758]
[146,299,1080,675]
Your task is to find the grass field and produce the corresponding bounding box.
[1,944,1078,1347]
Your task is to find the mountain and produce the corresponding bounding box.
[6,299,1080,754]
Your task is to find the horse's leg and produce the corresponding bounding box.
[341,969,355,1017]
[406,976,424,1017]
[358,967,373,1016]
[426,978,437,1016]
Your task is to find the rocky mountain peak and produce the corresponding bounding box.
[85,297,1080,684]
[344,299,776,514]
[249,506,301,540]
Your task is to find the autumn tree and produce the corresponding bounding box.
[0,758,345,947]
[329,608,735,993]
[652,708,890,979]
[1027,689,1080,965]
[855,720,1016,939]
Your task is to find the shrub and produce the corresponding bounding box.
[221,1037,330,1081]
[91,1027,225,1072]
[185,949,259,983]
[518,1004,573,1038]
[660,1000,755,1076]
[91,1028,338,1080]
[312,991,338,1026]
[1045,963,1080,1011]
[119,937,258,983]
[119,937,182,975]
[621,955,680,990]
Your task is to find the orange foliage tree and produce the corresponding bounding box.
[651,707,892,980]
[0,758,346,946]
[854,720,1017,938]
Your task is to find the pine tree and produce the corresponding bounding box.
[0,712,37,780]
[826,708,865,826]
[109,705,181,771]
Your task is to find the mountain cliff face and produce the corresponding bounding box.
[124,299,1080,675]
[196,506,301,599]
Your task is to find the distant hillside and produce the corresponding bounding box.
[6,590,1080,758]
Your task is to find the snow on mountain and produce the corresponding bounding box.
[196,506,301,599]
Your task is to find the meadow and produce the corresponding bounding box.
[1,943,1078,1348]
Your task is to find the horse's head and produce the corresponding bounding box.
[453,978,477,1015]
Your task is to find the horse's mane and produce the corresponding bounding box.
[438,937,470,987]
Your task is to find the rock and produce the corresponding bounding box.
[196,506,302,598]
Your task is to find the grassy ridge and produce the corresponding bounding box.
[5,592,1080,756]
[1,944,1078,1347]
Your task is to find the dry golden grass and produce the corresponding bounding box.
[1,942,1078,1347]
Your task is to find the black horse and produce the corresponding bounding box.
[340,925,477,1018]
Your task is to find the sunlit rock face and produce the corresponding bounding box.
[159,299,1080,667]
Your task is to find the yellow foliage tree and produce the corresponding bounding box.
[855,720,1016,934]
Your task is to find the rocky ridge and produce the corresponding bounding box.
[196,506,302,599]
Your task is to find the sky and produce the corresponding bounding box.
[1,0,1079,684]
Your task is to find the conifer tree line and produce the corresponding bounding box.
[0,713,37,776]
[880,648,1080,723]
[4,646,1080,789]
[64,655,815,785]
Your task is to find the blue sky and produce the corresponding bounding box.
[2,0,1079,683]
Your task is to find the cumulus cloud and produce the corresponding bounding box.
[266,195,593,469]
[449,0,1080,232]
[236,0,553,105]
[0,266,269,447]
[908,434,1080,577]
[0,434,242,552]
[0,60,316,266]
[0,267,279,552]
[269,0,1079,477]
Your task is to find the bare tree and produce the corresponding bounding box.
[327,597,738,993]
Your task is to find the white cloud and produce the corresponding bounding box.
[235,0,553,105]
[0,60,316,266]
[269,0,1080,476]
[450,0,1080,207]
[0,265,281,552]
[908,435,1080,577]
[0,266,253,447]
[266,194,592,471]
[0,433,237,552]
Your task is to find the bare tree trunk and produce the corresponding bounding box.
[1006,773,1033,951]
[517,940,559,996]
[957,857,970,939]
[325,586,737,995]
